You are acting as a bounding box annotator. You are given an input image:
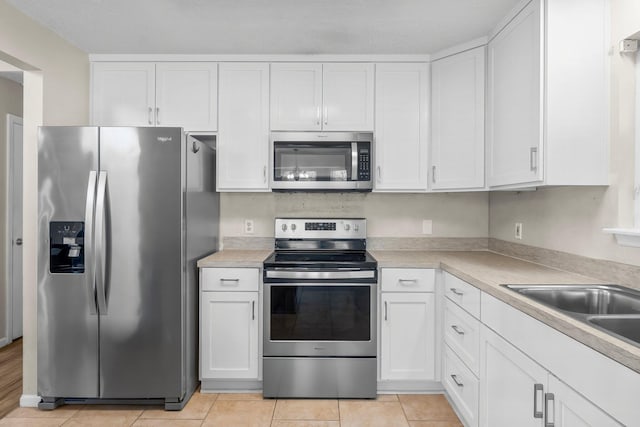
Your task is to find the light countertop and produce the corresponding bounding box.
[198,248,640,374]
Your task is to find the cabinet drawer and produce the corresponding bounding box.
[443,344,479,427]
[201,268,259,291]
[444,272,481,318]
[381,268,435,292]
[444,299,480,376]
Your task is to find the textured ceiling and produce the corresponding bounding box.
[6,0,521,54]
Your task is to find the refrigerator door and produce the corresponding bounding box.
[98,127,184,398]
[38,126,100,398]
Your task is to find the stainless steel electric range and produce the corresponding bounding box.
[262,218,377,398]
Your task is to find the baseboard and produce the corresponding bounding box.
[376,380,444,393]
[0,337,8,348]
[20,395,41,407]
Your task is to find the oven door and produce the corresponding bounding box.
[264,282,376,357]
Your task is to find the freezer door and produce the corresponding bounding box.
[98,127,184,398]
[37,126,100,398]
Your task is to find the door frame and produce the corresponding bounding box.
[5,113,23,346]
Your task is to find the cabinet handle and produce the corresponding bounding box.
[450,288,464,296]
[384,301,388,321]
[432,165,436,183]
[323,106,328,125]
[450,374,464,387]
[377,166,382,183]
[148,107,153,125]
[263,166,267,183]
[316,106,321,125]
[544,393,555,427]
[451,325,465,335]
[530,147,538,171]
[252,301,255,320]
[156,107,160,124]
[533,383,544,419]
[398,279,417,285]
[220,278,240,286]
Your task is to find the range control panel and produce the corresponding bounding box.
[275,218,367,239]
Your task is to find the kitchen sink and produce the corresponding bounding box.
[503,284,640,347]
[504,284,640,315]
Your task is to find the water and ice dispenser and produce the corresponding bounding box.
[49,221,85,273]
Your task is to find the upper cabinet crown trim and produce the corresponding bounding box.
[430,36,488,62]
[89,54,431,63]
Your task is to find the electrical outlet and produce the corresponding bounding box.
[515,222,523,240]
[244,219,255,234]
[422,219,433,235]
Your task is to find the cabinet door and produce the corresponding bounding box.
[218,63,270,191]
[270,63,322,131]
[91,62,155,126]
[380,292,435,380]
[431,47,485,190]
[322,63,374,131]
[156,62,218,131]
[201,291,259,379]
[480,325,546,427]
[374,63,429,191]
[487,0,543,187]
[548,375,622,427]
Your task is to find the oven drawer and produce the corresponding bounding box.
[381,268,435,292]
[201,268,259,291]
[444,298,480,376]
[444,271,481,318]
[443,343,479,427]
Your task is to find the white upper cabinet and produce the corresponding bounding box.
[431,47,485,191]
[270,63,374,131]
[487,0,609,188]
[374,63,429,191]
[91,62,155,127]
[218,63,270,191]
[91,62,218,131]
[155,63,218,130]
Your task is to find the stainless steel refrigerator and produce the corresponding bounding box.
[37,127,218,410]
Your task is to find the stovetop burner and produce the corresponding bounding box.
[263,250,377,270]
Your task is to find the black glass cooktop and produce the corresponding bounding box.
[263,250,377,270]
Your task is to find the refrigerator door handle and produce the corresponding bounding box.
[95,171,109,314]
[84,170,98,315]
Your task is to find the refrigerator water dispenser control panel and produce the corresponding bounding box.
[50,221,85,274]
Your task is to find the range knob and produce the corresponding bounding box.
[281,224,287,232]
[291,223,297,231]
[354,224,359,232]
[344,223,351,231]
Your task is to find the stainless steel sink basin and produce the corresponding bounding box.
[504,284,640,315]
[588,317,640,346]
[503,284,640,347]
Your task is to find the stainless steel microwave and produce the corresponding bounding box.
[270,132,373,192]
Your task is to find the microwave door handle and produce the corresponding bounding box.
[351,142,358,181]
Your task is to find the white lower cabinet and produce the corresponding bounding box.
[200,268,260,382]
[380,268,436,382]
[479,325,621,427]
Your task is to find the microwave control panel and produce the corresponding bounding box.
[358,145,370,181]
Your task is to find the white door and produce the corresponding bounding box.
[480,325,546,427]
[217,63,270,191]
[91,62,156,126]
[8,114,23,340]
[155,62,218,131]
[322,63,374,131]
[487,0,543,187]
[380,292,435,380]
[374,63,429,191]
[431,47,485,190]
[201,291,259,379]
[548,375,623,427]
[270,63,322,131]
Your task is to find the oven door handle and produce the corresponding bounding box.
[265,270,376,280]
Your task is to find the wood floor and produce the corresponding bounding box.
[0,339,22,420]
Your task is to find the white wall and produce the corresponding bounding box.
[0,0,89,398]
[0,76,23,343]
[220,192,489,241]
[489,0,640,267]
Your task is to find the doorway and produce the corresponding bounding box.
[7,113,23,342]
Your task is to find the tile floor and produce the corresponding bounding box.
[0,392,463,426]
